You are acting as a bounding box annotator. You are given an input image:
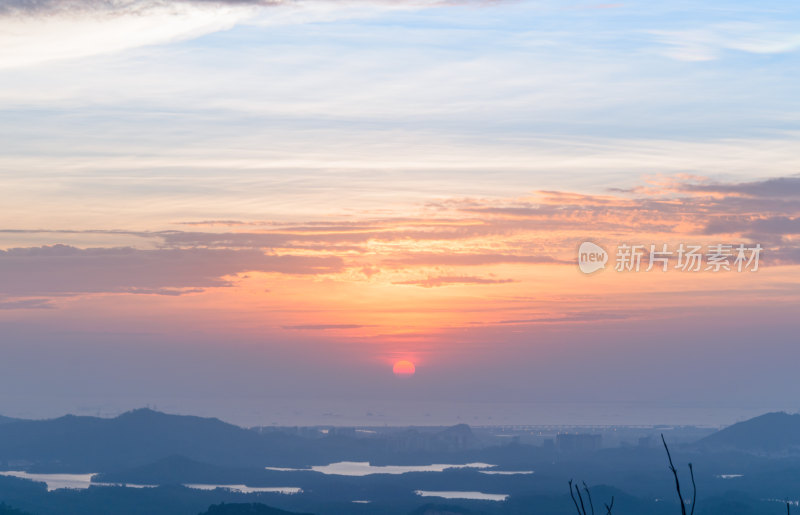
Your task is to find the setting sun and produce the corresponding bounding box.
[392,360,416,377]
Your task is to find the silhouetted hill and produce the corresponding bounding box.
[698,412,800,454]
[0,503,32,515]
[386,424,480,453]
[200,503,312,515]
[410,503,478,515]
[96,455,239,485]
[0,408,500,474]
[0,408,305,470]
[0,416,22,425]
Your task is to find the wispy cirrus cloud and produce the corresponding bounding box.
[392,275,516,288]
[0,298,55,310]
[704,216,800,236]
[3,175,800,308]
[282,324,371,330]
[0,0,502,68]
[382,253,566,267]
[0,244,342,298]
[647,22,800,62]
[682,176,800,197]
[0,0,272,15]
[0,1,262,68]
[0,0,495,16]
[498,310,636,325]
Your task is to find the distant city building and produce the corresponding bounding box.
[556,433,602,452]
[328,427,356,437]
[389,424,479,452]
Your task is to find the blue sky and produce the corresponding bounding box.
[1,0,800,425]
[3,1,800,223]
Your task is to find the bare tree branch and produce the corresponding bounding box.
[576,483,588,515]
[569,479,583,515]
[582,481,595,515]
[662,433,687,515]
[570,478,612,514]
[604,496,614,514]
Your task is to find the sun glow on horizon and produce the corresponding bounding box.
[393,360,416,377]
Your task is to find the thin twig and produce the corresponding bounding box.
[604,496,614,514]
[662,433,687,515]
[576,483,588,515]
[688,463,696,515]
[569,480,583,515]
[583,481,595,515]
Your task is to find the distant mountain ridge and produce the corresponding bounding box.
[0,502,32,515]
[0,408,484,473]
[0,415,22,425]
[200,503,312,515]
[95,454,250,485]
[698,411,800,454]
[0,408,303,470]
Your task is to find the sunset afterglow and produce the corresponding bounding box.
[393,361,416,377]
[1,0,799,429]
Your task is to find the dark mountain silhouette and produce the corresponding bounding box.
[0,408,305,470]
[96,455,241,485]
[697,412,800,454]
[410,503,478,514]
[0,503,32,515]
[0,408,492,474]
[0,415,21,425]
[199,503,312,515]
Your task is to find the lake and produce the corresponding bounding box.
[415,490,509,501]
[265,461,496,476]
[183,484,302,494]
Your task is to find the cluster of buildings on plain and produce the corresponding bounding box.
[255,423,716,452]
[490,424,715,450]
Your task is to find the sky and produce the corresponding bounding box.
[1,0,800,426]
